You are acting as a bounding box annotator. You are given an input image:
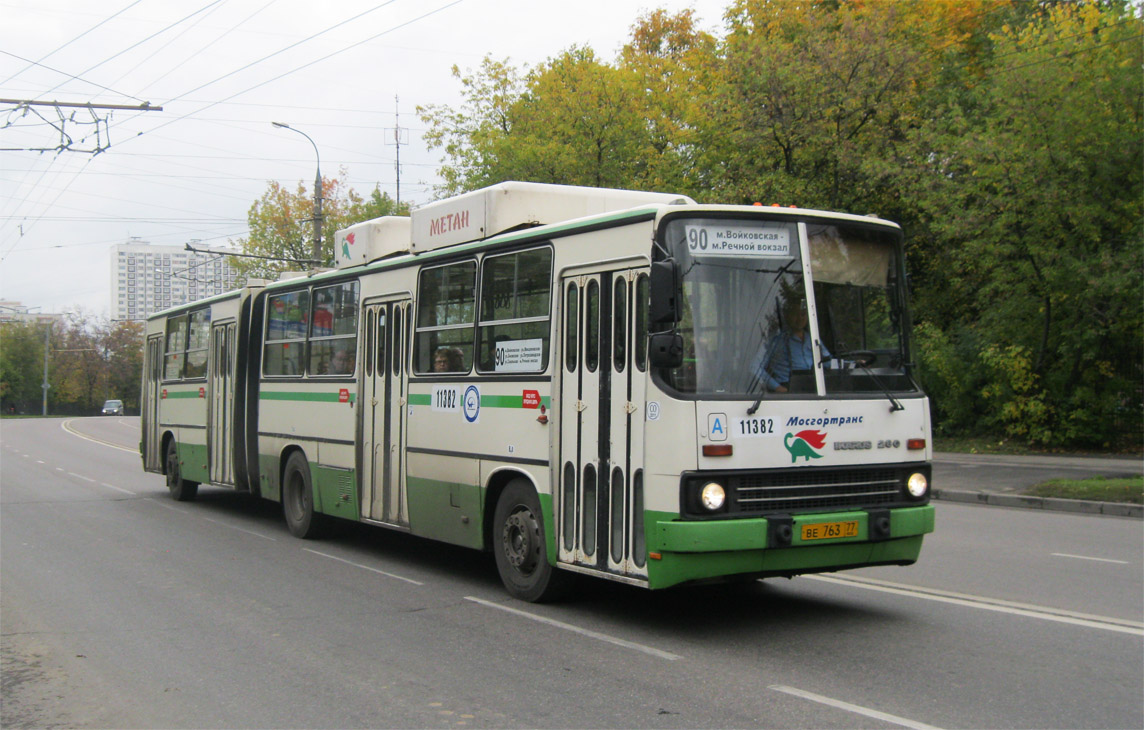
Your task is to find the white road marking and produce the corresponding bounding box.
[100,482,137,496]
[805,574,1143,635]
[465,596,680,661]
[1051,553,1130,565]
[35,460,44,464]
[144,497,191,515]
[201,516,276,540]
[68,472,96,482]
[769,685,942,730]
[303,548,424,585]
[61,419,137,454]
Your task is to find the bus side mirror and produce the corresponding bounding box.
[649,259,681,325]
[648,332,684,368]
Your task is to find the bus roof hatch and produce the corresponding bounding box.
[335,216,412,269]
[410,181,692,253]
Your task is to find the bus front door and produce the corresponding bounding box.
[142,335,163,472]
[208,322,236,486]
[361,299,410,527]
[559,267,649,580]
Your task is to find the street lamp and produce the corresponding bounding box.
[271,121,324,265]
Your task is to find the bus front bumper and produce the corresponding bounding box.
[644,505,934,590]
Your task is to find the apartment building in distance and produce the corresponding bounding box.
[111,239,242,321]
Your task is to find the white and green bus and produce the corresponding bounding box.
[142,181,934,601]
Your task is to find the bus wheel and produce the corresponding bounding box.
[493,480,569,602]
[165,440,198,502]
[282,452,325,539]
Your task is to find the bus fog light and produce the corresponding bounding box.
[907,473,928,498]
[700,483,726,511]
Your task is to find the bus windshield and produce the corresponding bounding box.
[658,215,917,398]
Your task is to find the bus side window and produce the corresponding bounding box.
[164,314,187,380]
[413,260,476,374]
[309,281,359,376]
[184,309,211,379]
[477,246,552,374]
[264,290,309,377]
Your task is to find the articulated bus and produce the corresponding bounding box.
[141,181,934,601]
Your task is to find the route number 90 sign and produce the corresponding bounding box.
[685,224,791,259]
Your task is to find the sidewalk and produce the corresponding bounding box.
[931,451,1142,518]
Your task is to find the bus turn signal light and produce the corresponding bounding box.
[703,444,733,457]
[907,438,926,450]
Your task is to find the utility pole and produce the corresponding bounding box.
[41,322,51,416]
[387,96,409,207]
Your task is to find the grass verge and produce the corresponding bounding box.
[1024,476,1143,504]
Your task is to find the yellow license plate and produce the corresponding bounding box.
[801,520,859,541]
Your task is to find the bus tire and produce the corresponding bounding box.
[165,439,198,502]
[282,451,326,539]
[493,479,569,602]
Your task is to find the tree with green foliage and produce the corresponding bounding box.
[0,322,47,413]
[418,57,527,198]
[907,2,1143,446]
[706,0,934,211]
[416,0,1142,449]
[1,314,145,416]
[231,171,409,280]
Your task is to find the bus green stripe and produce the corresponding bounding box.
[406,393,550,408]
[481,394,551,408]
[260,390,357,404]
[163,390,202,399]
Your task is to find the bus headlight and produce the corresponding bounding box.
[700,482,726,511]
[907,472,928,498]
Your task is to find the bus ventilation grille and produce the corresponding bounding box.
[731,468,901,513]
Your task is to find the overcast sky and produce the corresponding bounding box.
[1,0,728,317]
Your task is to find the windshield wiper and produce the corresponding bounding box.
[858,363,904,413]
[746,389,764,416]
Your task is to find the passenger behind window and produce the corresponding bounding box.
[434,347,463,373]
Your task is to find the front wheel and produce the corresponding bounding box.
[282,451,326,539]
[165,439,198,502]
[493,480,570,602]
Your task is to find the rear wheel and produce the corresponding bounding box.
[493,480,570,602]
[282,451,326,539]
[165,439,198,502]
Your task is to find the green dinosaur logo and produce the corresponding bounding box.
[784,429,827,463]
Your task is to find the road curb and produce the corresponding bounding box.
[933,489,1142,518]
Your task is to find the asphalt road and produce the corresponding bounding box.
[2,417,1141,729]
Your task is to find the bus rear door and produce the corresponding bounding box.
[208,321,236,485]
[142,334,163,472]
[361,298,410,526]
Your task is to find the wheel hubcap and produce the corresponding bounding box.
[502,508,540,574]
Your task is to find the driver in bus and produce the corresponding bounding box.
[757,298,830,393]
